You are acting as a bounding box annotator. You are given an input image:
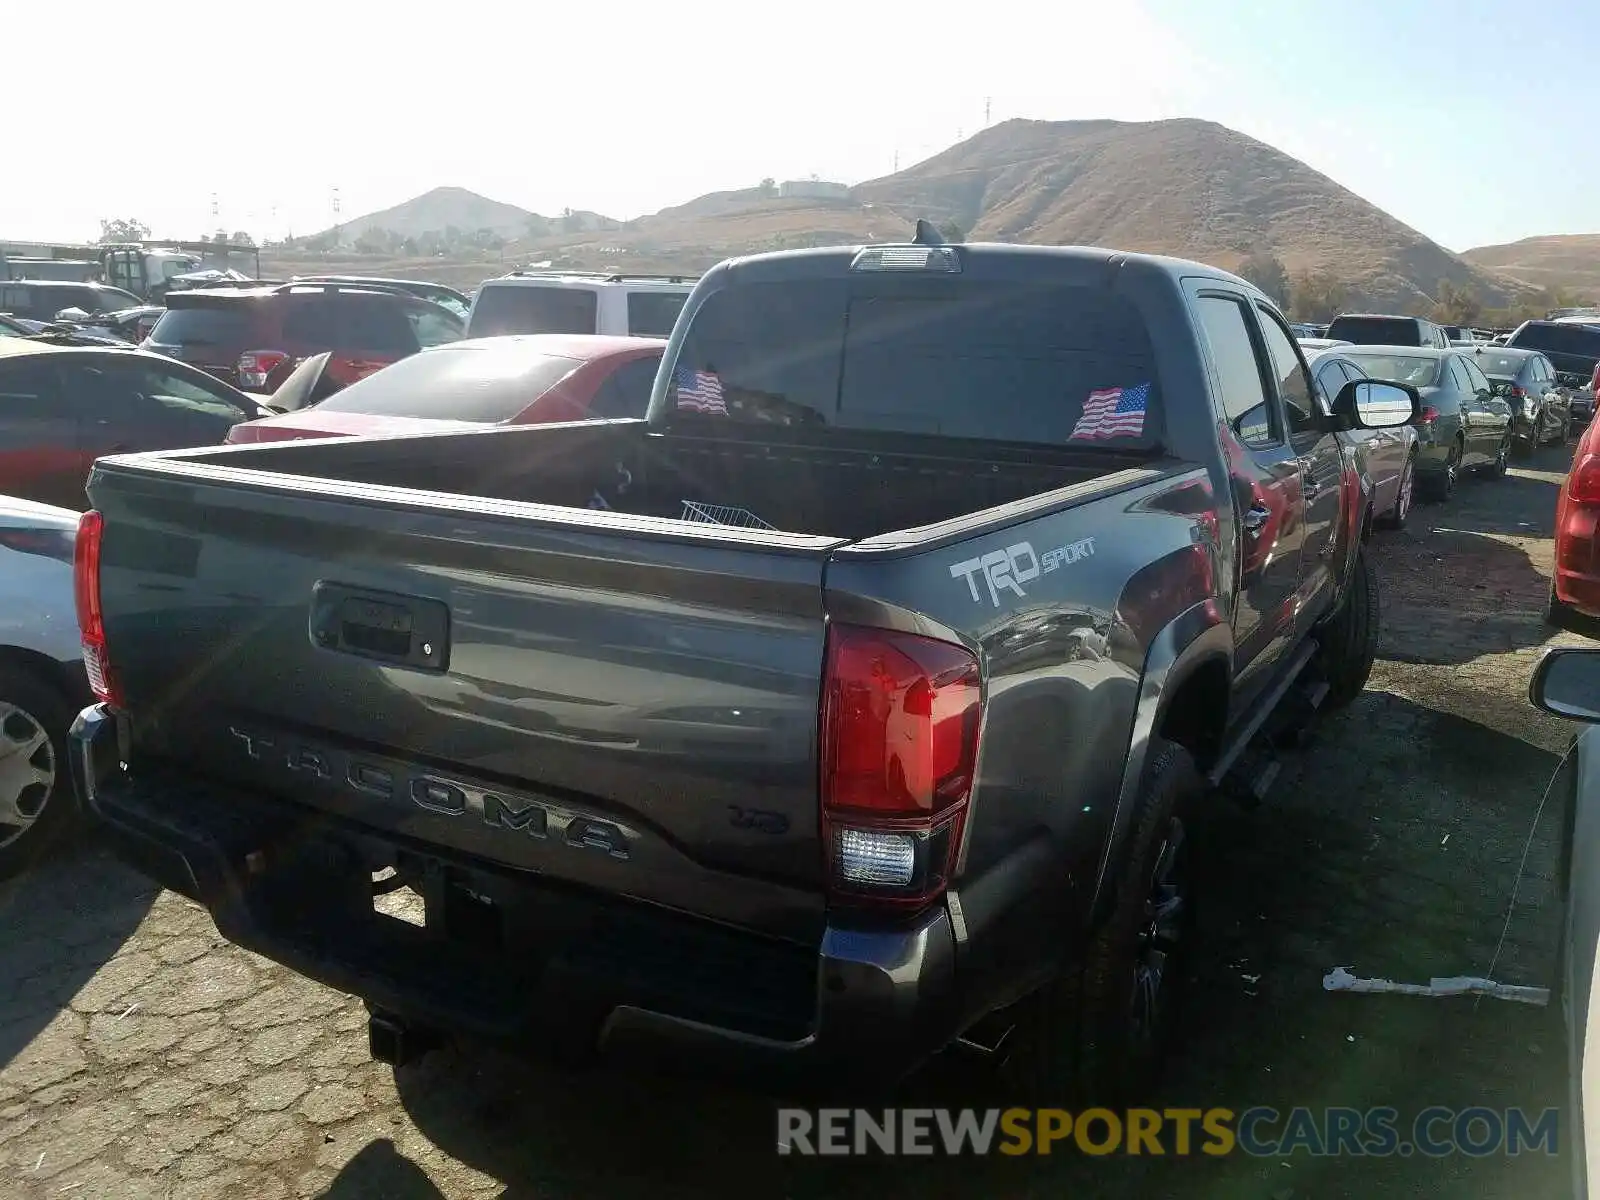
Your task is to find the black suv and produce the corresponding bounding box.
[1505,321,1600,420]
[143,282,465,393]
[1326,313,1451,348]
[0,280,144,322]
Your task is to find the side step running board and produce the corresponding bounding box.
[1206,638,1320,788]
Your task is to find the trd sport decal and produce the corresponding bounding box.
[950,537,1097,607]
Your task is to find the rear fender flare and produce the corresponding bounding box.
[1087,603,1230,928]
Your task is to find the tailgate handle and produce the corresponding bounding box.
[309,582,450,671]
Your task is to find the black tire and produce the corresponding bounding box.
[1316,544,1379,710]
[0,666,78,881]
[1485,433,1511,478]
[1000,739,1200,1105]
[1376,454,1415,530]
[1419,439,1461,502]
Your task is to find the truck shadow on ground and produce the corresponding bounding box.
[314,1138,447,1200]
[0,840,157,1073]
[382,693,1573,1200]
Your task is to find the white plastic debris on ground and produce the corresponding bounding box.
[1322,965,1549,1006]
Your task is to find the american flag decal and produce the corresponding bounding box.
[674,366,728,414]
[1070,382,1150,440]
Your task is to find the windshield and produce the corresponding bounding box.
[1326,316,1424,345]
[1343,351,1441,387]
[310,342,582,421]
[467,285,597,337]
[667,278,1162,446]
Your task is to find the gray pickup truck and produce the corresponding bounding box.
[70,229,1416,1100]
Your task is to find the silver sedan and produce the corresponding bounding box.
[0,494,89,879]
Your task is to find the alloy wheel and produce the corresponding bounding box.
[0,701,55,850]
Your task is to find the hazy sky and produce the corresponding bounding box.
[5,0,1589,252]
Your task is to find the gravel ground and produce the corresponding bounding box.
[0,441,1586,1199]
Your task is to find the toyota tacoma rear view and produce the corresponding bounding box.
[69,228,1415,1100]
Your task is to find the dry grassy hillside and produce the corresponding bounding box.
[850,118,1526,309]
[265,119,1544,309]
[1461,234,1600,295]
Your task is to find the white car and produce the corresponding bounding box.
[0,495,89,879]
[465,271,694,340]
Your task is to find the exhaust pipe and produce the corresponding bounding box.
[367,1010,440,1067]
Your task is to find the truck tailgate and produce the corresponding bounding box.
[92,465,842,945]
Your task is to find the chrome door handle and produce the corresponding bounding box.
[1243,504,1271,534]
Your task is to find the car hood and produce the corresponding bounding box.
[225,410,485,444]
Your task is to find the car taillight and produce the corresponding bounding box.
[1418,406,1440,423]
[820,624,983,910]
[1571,452,1600,505]
[1508,385,1527,400]
[73,509,122,706]
[237,349,288,390]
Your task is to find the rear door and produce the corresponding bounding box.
[1189,285,1306,704]
[1253,302,1345,626]
[64,356,256,461]
[0,356,85,508]
[1449,356,1496,462]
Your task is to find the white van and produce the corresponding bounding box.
[465,272,695,340]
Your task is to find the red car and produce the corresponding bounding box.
[225,334,666,444]
[1552,412,1600,632]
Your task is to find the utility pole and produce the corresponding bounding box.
[331,187,342,247]
[985,96,992,125]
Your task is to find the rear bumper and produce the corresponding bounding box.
[71,705,960,1089]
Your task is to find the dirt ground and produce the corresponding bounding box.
[0,442,1587,1199]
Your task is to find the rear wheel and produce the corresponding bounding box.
[1420,439,1461,501]
[1377,455,1414,530]
[1485,433,1511,478]
[1001,740,1200,1105]
[0,668,77,881]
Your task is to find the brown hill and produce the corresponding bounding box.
[314,186,540,242]
[1461,234,1600,296]
[549,118,1530,310]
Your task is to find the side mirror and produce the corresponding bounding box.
[1530,647,1600,722]
[1333,379,1418,429]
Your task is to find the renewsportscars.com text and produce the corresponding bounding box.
[775,1106,1560,1158]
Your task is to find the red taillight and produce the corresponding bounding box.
[1508,385,1527,400]
[820,624,983,909]
[1419,406,1440,423]
[237,349,288,390]
[1571,452,1600,505]
[73,510,121,706]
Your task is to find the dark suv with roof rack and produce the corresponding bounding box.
[142,282,465,395]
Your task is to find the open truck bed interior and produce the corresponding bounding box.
[147,419,1156,543]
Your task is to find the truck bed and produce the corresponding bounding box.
[154,419,1131,541]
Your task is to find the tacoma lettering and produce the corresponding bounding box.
[225,725,629,859]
